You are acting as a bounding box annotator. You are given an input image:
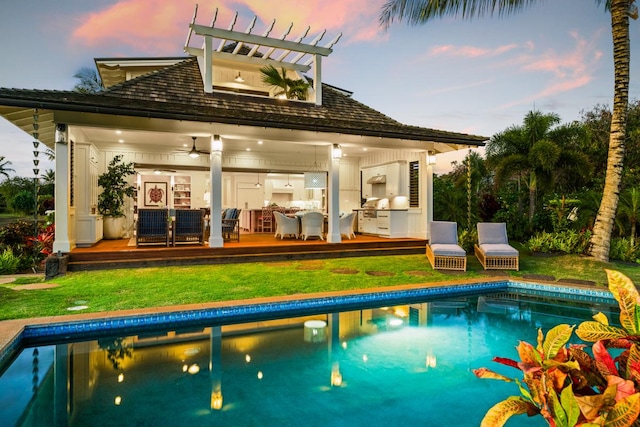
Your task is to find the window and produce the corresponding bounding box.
[409,160,419,207]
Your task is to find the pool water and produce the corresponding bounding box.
[0,290,618,427]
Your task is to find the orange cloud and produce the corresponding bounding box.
[70,0,386,55]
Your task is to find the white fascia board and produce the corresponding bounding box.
[190,24,334,57]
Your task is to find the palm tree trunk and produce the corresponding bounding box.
[589,0,631,262]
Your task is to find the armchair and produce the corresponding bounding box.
[136,208,170,247]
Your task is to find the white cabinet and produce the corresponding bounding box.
[376,210,407,238]
[384,162,406,197]
[357,210,378,234]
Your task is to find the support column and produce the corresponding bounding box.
[425,153,434,241]
[314,54,322,106]
[53,124,72,253]
[326,144,341,243]
[203,36,213,93]
[208,135,223,247]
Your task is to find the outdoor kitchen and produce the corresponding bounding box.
[356,161,409,238]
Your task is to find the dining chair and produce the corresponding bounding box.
[300,211,324,241]
[273,211,299,239]
[339,212,356,239]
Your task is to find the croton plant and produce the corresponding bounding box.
[474,269,640,427]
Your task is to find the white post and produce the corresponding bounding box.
[203,36,213,93]
[314,54,322,106]
[53,124,72,253]
[326,144,341,243]
[208,135,223,247]
[426,155,434,241]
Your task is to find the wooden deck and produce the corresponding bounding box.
[68,232,428,271]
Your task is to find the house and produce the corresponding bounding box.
[0,8,486,254]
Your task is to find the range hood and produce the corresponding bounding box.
[366,175,386,184]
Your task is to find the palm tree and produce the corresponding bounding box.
[73,66,102,93]
[380,0,636,262]
[0,156,15,180]
[259,65,310,100]
[485,111,590,225]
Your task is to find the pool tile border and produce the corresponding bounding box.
[0,278,615,369]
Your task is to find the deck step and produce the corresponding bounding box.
[67,240,427,271]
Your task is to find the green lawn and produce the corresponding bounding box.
[1,247,638,321]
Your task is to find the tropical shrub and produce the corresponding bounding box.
[458,227,477,253]
[0,248,21,274]
[526,230,592,255]
[0,220,50,272]
[609,237,640,264]
[474,270,640,426]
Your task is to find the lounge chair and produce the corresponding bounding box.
[222,208,241,242]
[300,212,324,241]
[474,222,519,270]
[426,221,467,271]
[273,211,299,239]
[339,212,356,239]
[136,208,170,247]
[172,209,205,246]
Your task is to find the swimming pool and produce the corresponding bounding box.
[0,280,616,426]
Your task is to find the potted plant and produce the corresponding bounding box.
[98,155,136,239]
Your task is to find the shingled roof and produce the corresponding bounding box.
[0,57,487,146]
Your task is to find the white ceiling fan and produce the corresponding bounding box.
[175,136,210,158]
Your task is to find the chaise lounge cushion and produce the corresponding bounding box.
[477,222,509,245]
[430,221,458,245]
[476,243,518,257]
[430,243,466,257]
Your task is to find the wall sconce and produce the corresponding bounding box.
[332,144,343,159]
[427,151,437,165]
[212,135,223,152]
[55,123,68,145]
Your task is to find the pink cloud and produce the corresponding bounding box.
[496,31,603,109]
[428,43,518,58]
[70,0,387,55]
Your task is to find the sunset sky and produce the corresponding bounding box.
[1,0,639,176]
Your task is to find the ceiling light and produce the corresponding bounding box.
[304,146,326,189]
[118,139,124,143]
[255,173,262,188]
[115,130,122,134]
[189,151,200,158]
[284,174,293,187]
[153,169,162,175]
[234,72,244,83]
[257,140,263,145]
[246,148,251,151]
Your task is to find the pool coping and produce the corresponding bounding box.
[0,277,614,368]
